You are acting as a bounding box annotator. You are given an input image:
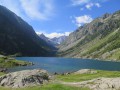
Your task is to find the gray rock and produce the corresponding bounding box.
[0,69,49,88]
[74,69,97,74]
[64,77,120,90]
[0,68,7,72]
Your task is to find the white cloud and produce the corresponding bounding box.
[74,15,93,27]
[95,3,101,8]
[71,0,106,6]
[20,0,54,20]
[0,0,23,17]
[0,0,54,20]
[71,0,102,10]
[85,3,94,10]
[71,0,90,6]
[36,32,71,38]
[85,3,101,10]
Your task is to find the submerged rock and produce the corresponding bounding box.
[0,69,49,88]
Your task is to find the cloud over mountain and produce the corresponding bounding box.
[0,0,54,20]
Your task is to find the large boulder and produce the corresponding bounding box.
[0,69,49,88]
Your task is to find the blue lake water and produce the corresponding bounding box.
[8,57,120,73]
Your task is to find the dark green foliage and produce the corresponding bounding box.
[0,5,56,56]
[0,56,31,68]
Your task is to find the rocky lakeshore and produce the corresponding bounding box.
[0,69,120,90]
[0,56,34,73]
[56,69,120,90]
[60,69,120,90]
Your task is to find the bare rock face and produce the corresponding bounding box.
[74,69,97,74]
[0,69,49,88]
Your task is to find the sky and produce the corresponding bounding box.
[0,0,120,38]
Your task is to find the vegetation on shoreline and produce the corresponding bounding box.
[0,84,90,90]
[0,56,32,68]
[56,70,120,82]
[0,72,5,76]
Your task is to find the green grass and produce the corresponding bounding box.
[58,27,120,61]
[83,28,119,55]
[107,49,120,60]
[56,70,120,82]
[0,72,5,76]
[0,84,90,90]
[0,56,31,68]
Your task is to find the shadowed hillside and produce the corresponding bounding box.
[0,5,56,56]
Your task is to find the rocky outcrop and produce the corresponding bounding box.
[0,68,7,72]
[61,69,120,90]
[63,77,120,90]
[73,77,120,90]
[0,69,49,88]
[62,69,120,90]
[74,69,97,74]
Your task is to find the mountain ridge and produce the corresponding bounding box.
[38,33,68,46]
[58,10,120,61]
[0,5,56,56]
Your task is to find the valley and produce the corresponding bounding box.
[0,1,120,90]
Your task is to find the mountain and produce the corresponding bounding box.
[58,10,120,61]
[39,33,49,42]
[38,33,68,46]
[38,33,58,46]
[0,5,56,56]
[50,35,68,45]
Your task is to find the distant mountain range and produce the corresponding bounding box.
[0,5,56,56]
[1,4,120,60]
[50,35,67,44]
[38,33,68,46]
[58,10,120,61]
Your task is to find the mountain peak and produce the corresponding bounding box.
[102,13,111,19]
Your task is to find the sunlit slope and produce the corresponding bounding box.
[58,10,120,61]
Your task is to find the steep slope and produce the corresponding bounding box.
[58,10,120,61]
[38,33,68,46]
[50,35,68,45]
[0,5,56,56]
[38,33,58,47]
[39,34,50,42]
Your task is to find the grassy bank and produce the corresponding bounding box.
[56,70,120,82]
[0,56,32,68]
[0,72,5,76]
[0,84,90,90]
